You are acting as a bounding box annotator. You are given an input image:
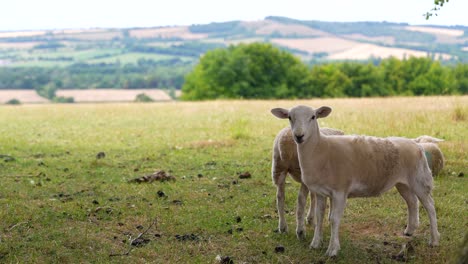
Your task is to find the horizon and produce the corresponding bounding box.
[1,0,467,32]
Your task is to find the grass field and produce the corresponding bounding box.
[0,96,467,263]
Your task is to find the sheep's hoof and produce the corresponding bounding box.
[404,225,416,236]
[278,226,288,233]
[325,246,339,257]
[296,230,305,240]
[403,231,413,237]
[429,233,440,247]
[310,239,321,249]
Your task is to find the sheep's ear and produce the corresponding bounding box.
[316,106,332,119]
[271,108,289,119]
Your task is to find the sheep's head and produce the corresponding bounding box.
[271,105,332,144]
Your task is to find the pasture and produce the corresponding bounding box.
[0,96,466,263]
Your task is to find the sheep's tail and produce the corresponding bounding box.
[413,135,444,144]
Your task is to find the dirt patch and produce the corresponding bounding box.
[128,170,175,183]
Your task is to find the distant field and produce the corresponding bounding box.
[271,37,359,54]
[242,20,329,37]
[328,44,452,60]
[271,37,453,60]
[0,96,466,263]
[0,90,49,103]
[130,26,207,40]
[0,89,174,103]
[56,89,172,102]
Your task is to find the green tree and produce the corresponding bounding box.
[182,43,313,100]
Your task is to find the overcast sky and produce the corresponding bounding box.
[2,0,467,31]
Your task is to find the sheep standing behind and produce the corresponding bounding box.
[413,136,445,176]
[272,127,344,238]
[271,105,440,257]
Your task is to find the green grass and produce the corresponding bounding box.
[0,97,467,263]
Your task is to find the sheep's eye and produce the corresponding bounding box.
[288,116,291,121]
[311,115,316,120]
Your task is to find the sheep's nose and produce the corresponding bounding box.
[295,134,304,144]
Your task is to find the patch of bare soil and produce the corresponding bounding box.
[128,170,175,183]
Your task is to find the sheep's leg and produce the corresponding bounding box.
[396,183,419,236]
[296,183,308,239]
[275,172,288,233]
[306,191,315,225]
[310,194,326,249]
[415,190,440,246]
[326,193,346,257]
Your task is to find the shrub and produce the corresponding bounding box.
[135,93,154,102]
[5,98,21,105]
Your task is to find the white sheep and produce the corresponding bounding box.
[272,126,344,239]
[413,136,445,176]
[272,128,444,239]
[271,105,440,257]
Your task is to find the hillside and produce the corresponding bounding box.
[0,16,466,68]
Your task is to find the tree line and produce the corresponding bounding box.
[182,43,467,100]
[0,59,192,97]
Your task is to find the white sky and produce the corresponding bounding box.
[2,0,467,31]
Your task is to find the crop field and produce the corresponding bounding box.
[0,96,467,263]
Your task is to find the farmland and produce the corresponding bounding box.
[0,96,466,263]
[0,16,467,69]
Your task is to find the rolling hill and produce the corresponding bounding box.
[0,16,466,68]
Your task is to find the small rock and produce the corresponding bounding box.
[238,172,251,179]
[96,152,106,159]
[275,245,285,253]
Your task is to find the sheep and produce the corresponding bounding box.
[273,128,444,239]
[413,136,445,176]
[272,126,344,239]
[419,143,445,176]
[271,105,440,257]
